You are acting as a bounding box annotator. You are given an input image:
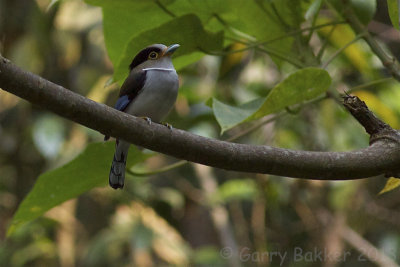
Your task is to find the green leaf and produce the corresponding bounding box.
[329,0,376,25]
[270,0,305,27]
[379,177,400,195]
[216,179,258,203]
[350,0,376,24]
[305,0,323,20]
[8,142,149,236]
[222,0,295,65]
[387,0,400,30]
[114,14,223,83]
[84,0,224,83]
[249,67,331,119]
[86,0,299,76]
[317,18,374,76]
[212,68,331,133]
[212,98,264,134]
[85,0,172,67]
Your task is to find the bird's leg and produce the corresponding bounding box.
[139,116,152,125]
[162,122,173,130]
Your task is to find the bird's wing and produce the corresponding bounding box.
[104,70,147,141]
[114,70,147,112]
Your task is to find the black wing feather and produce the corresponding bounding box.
[104,70,147,141]
[119,70,147,101]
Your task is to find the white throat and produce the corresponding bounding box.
[143,67,175,72]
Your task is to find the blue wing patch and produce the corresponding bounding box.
[104,70,146,141]
[104,95,131,141]
[114,95,131,111]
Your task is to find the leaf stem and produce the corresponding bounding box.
[321,33,365,69]
[255,46,305,68]
[305,0,323,43]
[222,21,346,52]
[213,14,257,42]
[330,0,400,82]
[154,0,176,17]
[127,160,187,177]
[316,24,337,61]
[348,77,394,93]
[225,113,286,142]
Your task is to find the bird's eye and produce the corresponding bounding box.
[148,51,158,59]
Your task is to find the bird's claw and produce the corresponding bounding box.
[140,116,152,125]
[163,122,173,130]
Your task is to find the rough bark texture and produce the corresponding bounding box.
[1,56,400,180]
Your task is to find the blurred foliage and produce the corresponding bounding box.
[212,67,331,133]
[1,0,400,266]
[387,0,400,30]
[7,143,150,236]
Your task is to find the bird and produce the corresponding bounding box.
[105,43,180,189]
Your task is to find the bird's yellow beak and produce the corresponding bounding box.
[162,44,180,57]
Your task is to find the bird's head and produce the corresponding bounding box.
[129,44,180,70]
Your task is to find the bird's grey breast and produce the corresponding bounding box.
[126,69,178,121]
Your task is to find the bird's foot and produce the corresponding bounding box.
[139,116,152,125]
[163,122,173,130]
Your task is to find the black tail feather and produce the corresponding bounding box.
[109,153,126,189]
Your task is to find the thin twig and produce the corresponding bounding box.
[226,113,285,142]
[256,46,305,68]
[321,33,365,69]
[128,159,187,176]
[317,24,337,61]
[214,14,257,42]
[222,21,346,50]
[318,209,399,267]
[337,1,400,82]
[154,0,176,17]
[305,0,323,43]
[194,164,242,267]
[340,226,399,267]
[348,77,393,93]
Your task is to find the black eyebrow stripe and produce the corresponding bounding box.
[129,47,163,70]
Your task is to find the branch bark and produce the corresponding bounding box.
[343,94,400,143]
[1,56,400,180]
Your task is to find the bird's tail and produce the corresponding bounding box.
[109,140,129,189]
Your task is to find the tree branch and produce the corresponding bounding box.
[1,56,400,180]
[343,94,400,144]
[340,1,400,82]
